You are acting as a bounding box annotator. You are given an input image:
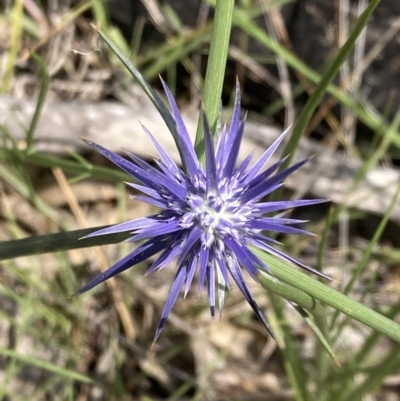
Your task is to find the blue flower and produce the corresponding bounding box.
[76,80,328,342]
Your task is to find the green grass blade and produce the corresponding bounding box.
[142,24,213,79]
[259,272,338,364]
[7,220,400,348]
[270,294,309,401]
[94,28,189,166]
[338,345,400,401]
[194,0,235,163]
[292,303,339,366]
[355,303,400,367]
[25,53,49,153]
[330,180,400,331]
[0,226,130,260]
[0,148,129,182]
[254,248,400,343]
[351,110,400,189]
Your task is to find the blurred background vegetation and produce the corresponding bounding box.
[1,0,400,400]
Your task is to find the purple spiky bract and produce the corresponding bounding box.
[76,80,328,343]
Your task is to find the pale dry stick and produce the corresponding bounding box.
[337,0,368,276]
[258,1,356,160]
[229,46,282,94]
[257,0,363,160]
[352,16,400,85]
[18,1,92,65]
[139,0,172,35]
[43,0,76,77]
[310,0,363,161]
[17,74,107,98]
[338,0,368,145]
[294,1,368,207]
[337,0,354,268]
[259,6,344,203]
[263,2,295,128]
[52,167,136,341]
[336,0,355,272]
[352,0,368,89]
[337,0,351,100]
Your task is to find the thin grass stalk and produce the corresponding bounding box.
[0,149,129,182]
[270,294,310,401]
[1,0,23,93]
[330,180,400,333]
[142,24,213,79]
[0,226,130,260]
[330,303,400,401]
[194,0,235,162]
[254,248,400,343]
[25,54,49,152]
[338,345,400,401]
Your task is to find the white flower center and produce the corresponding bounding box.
[197,194,248,235]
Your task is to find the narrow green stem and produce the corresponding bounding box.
[25,54,49,153]
[315,317,331,401]
[260,272,337,358]
[339,345,400,401]
[254,249,400,344]
[259,272,324,315]
[194,0,234,162]
[260,273,335,397]
[270,293,309,401]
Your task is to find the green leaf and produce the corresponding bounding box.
[277,0,381,173]
[194,0,235,163]
[25,53,49,153]
[0,226,130,260]
[255,248,400,343]
[292,302,340,366]
[259,272,338,365]
[94,28,188,169]
[330,179,400,332]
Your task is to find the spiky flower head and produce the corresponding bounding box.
[76,80,328,342]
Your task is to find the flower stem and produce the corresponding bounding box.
[195,0,234,163]
[255,248,400,344]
